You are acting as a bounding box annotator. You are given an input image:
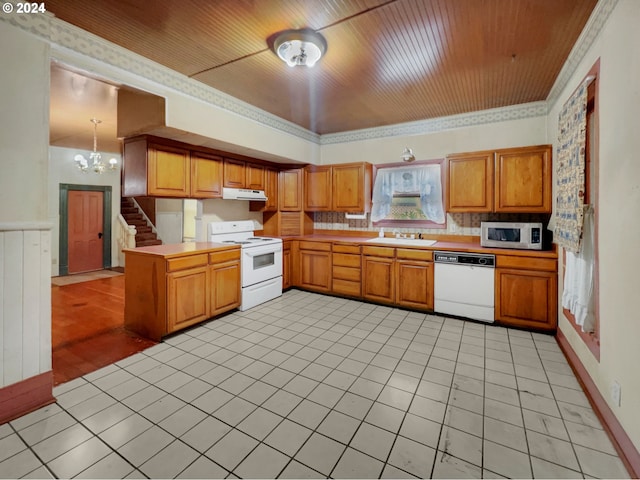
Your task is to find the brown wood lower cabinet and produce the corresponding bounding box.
[332,243,361,297]
[395,248,434,310]
[167,265,209,334]
[297,241,332,293]
[125,246,240,341]
[209,250,241,316]
[495,255,558,331]
[362,246,396,304]
[282,240,292,289]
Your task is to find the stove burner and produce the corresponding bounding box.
[248,237,274,241]
[222,240,251,245]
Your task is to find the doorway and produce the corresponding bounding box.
[59,184,112,275]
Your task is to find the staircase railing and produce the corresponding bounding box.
[117,213,137,267]
[131,197,161,240]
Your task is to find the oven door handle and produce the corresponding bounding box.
[243,246,282,257]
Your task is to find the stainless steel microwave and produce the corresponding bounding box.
[480,222,543,250]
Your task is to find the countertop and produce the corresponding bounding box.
[283,234,558,258]
[123,242,239,259]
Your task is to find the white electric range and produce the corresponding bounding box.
[208,220,282,311]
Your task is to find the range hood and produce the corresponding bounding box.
[222,187,268,201]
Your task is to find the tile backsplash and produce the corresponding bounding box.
[313,212,551,236]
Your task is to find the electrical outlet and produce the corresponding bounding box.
[611,381,621,407]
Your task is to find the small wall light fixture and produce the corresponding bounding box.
[271,29,327,67]
[401,147,416,162]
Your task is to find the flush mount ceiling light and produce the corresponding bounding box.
[401,147,416,162]
[74,118,118,174]
[271,29,327,68]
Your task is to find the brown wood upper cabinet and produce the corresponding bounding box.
[279,168,303,211]
[304,162,372,212]
[446,145,552,213]
[123,137,222,199]
[191,152,223,198]
[223,159,266,190]
[144,143,191,198]
[250,168,278,212]
[304,165,332,211]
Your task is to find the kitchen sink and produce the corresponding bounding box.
[365,237,437,247]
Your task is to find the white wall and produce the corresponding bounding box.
[0,22,52,387]
[321,115,547,165]
[547,0,640,451]
[48,146,122,276]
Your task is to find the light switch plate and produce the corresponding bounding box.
[611,381,621,407]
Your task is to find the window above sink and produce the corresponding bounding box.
[371,159,446,229]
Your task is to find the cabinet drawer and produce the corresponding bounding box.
[299,241,331,252]
[333,253,361,268]
[333,265,361,282]
[496,255,557,272]
[167,254,208,272]
[209,249,240,264]
[333,243,361,254]
[332,279,361,297]
[396,248,433,261]
[362,246,395,258]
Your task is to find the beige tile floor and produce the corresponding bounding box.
[0,289,630,479]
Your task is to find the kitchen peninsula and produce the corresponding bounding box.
[124,242,241,341]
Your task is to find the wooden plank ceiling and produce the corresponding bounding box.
[46,0,598,135]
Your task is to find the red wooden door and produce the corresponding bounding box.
[68,190,104,273]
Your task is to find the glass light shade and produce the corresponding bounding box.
[272,29,327,68]
[277,39,323,67]
[401,147,416,162]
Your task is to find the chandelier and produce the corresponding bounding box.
[74,118,118,173]
[271,29,327,68]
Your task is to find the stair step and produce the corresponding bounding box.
[137,239,162,247]
[121,207,138,214]
[136,232,158,241]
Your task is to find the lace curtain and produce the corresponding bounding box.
[371,164,445,223]
[562,207,595,332]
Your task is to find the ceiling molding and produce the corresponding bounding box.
[546,0,618,108]
[1,1,615,146]
[319,102,548,145]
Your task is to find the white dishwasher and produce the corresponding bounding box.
[434,251,496,323]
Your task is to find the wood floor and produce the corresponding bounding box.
[52,274,156,386]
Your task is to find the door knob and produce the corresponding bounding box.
[98,232,103,239]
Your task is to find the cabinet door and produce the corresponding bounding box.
[446,152,493,212]
[223,159,246,188]
[304,166,332,211]
[210,261,241,316]
[246,164,265,190]
[395,260,434,310]
[283,244,291,289]
[363,256,395,303]
[495,268,557,331]
[495,145,552,212]
[332,163,369,212]
[148,144,191,197]
[299,249,332,292]
[279,169,303,211]
[167,266,209,333]
[191,152,223,198]
[264,168,278,211]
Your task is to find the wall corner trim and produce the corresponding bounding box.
[0,372,55,425]
[556,329,640,478]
